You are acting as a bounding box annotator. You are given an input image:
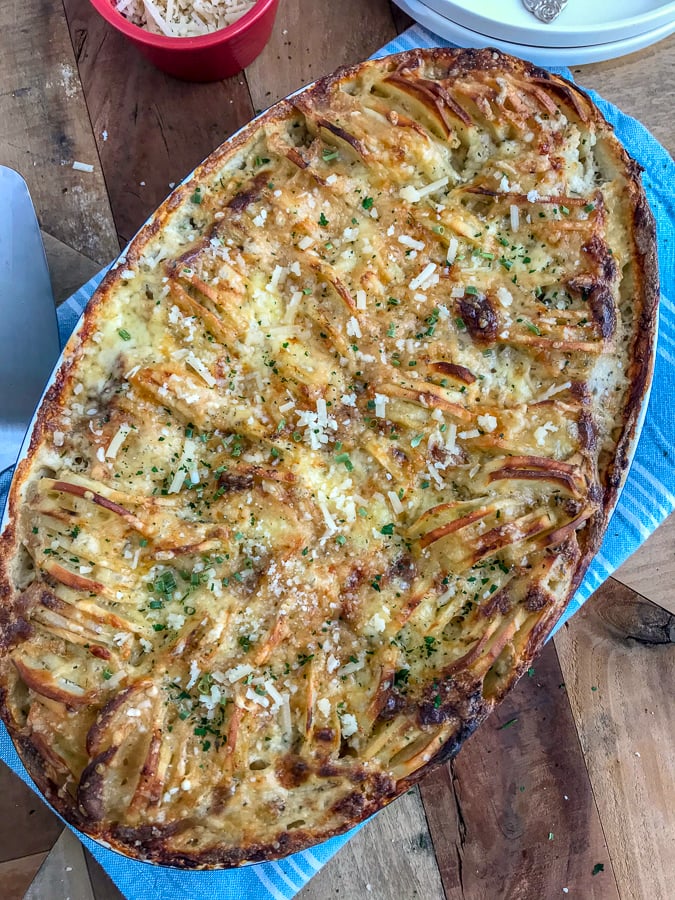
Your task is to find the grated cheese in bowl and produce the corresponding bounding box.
[115,0,257,38]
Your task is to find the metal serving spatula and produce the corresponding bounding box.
[522,0,569,24]
[0,166,59,474]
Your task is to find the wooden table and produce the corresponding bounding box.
[1,3,673,898]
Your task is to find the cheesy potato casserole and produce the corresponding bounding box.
[0,49,657,866]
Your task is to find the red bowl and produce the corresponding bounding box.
[87,0,280,82]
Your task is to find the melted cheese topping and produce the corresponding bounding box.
[0,50,648,867]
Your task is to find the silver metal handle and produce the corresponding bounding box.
[522,0,569,24]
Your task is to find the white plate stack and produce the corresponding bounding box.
[394,0,675,65]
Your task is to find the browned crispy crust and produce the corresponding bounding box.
[0,48,659,867]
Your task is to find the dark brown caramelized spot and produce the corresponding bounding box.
[577,410,598,451]
[524,586,554,612]
[331,790,365,818]
[588,287,617,340]
[377,691,407,721]
[480,586,512,619]
[217,471,255,493]
[457,294,499,343]
[430,361,476,384]
[227,172,269,212]
[275,754,311,789]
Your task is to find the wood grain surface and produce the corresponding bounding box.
[299,788,446,900]
[62,0,256,247]
[0,0,118,263]
[419,642,617,900]
[246,0,398,108]
[0,3,673,898]
[556,580,675,900]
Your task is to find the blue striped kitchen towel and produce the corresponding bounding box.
[0,22,673,900]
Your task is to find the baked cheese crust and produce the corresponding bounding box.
[0,49,658,867]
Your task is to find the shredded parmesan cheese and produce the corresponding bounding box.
[346,316,362,338]
[409,263,437,292]
[535,381,572,403]
[116,0,256,38]
[186,353,216,387]
[374,393,388,418]
[446,237,459,264]
[340,713,358,737]
[399,175,449,203]
[317,697,331,716]
[496,287,513,308]
[105,423,132,459]
[388,490,404,515]
[477,414,498,433]
[398,235,425,251]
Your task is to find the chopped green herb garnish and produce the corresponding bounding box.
[153,570,177,596]
[394,668,409,687]
[118,328,131,341]
[335,452,354,472]
[498,717,518,730]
